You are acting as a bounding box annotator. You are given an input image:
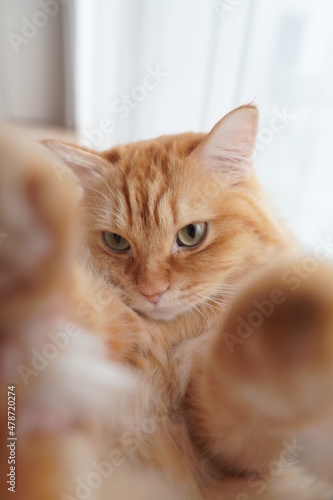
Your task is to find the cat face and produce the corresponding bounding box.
[44,106,283,321]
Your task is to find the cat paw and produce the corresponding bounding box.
[0,131,78,322]
[214,258,333,425]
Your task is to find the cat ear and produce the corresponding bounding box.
[40,140,109,183]
[196,105,258,181]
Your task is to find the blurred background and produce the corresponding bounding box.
[0,0,332,246]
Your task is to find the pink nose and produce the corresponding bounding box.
[138,285,169,304]
[141,293,162,304]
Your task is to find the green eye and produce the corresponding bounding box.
[102,231,130,252]
[177,222,208,248]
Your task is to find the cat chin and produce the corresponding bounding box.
[138,306,184,321]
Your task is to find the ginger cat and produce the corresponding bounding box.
[1,106,333,499]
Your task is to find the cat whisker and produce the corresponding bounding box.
[86,170,116,202]
[190,292,229,316]
[80,186,114,207]
[188,306,201,333]
[191,304,210,330]
[197,300,221,318]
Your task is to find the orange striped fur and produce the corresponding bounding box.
[1,106,333,499]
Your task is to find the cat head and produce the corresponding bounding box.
[43,105,282,321]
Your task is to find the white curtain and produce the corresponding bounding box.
[0,0,332,246]
[70,0,254,145]
[68,0,333,246]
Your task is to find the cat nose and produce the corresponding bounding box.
[142,293,162,304]
[138,285,169,304]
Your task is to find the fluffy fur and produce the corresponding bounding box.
[1,106,333,499]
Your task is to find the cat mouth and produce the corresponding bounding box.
[153,310,180,320]
[136,305,178,321]
[134,300,192,321]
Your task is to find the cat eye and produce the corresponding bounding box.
[176,222,208,248]
[102,231,130,252]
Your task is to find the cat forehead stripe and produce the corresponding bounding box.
[121,172,173,229]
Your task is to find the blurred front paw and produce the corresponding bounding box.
[213,258,333,425]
